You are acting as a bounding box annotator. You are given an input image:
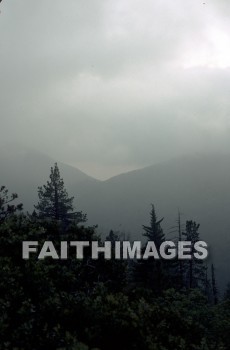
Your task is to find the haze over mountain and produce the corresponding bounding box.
[1,148,230,291]
[0,147,99,213]
[77,153,230,293]
[2,1,230,180]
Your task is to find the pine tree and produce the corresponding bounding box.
[182,220,207,290]
[211,263,218,304]
[0,186,23,223]
[177,210,184,286]
[142,204,165,249]
[34,163,86,223]
[131,205,169,294]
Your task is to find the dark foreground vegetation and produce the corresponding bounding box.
[0,164,230,350]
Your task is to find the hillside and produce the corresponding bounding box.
[0,147,99,211]
[1,150,230,290]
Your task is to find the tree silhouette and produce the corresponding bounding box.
[142,204,165,249]
[132,204,170,294]
[34,163,86,224]
[182,220,207,289]
[0,185,23,223]
[211,263,218,304]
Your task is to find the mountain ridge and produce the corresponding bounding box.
[1,148,230,291]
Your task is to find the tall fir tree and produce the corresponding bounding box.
[176,210,184,287]
[34,163,86,224]
[132,204,170,294]
[142,204,165,248]
[182,220,207,290]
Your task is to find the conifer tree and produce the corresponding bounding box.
[211,263,218,304]
[182,220,207,290]
[142,204,165,248]
[132,205,169,294]
[34,163,86,223]
[0,186,23,223]
[177,210,184,286]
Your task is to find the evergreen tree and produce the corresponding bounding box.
[96,230,127,292]
[34,163,86,224]
[142,204,165,248]
[177,211,183,284]
[182,220,207,290]
[0,185,23,223]
[211,263,218,305]
[132,205,170,294]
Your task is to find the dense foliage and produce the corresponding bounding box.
[0,165,229,350]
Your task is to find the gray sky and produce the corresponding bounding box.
[1,0,230,179]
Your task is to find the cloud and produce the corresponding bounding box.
[0,0,230,179]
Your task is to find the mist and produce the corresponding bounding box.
[1,0,230,179]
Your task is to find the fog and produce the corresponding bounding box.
[1,0,230,179]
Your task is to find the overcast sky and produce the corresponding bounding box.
[1,0,230,179]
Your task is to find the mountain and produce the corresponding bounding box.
[0,149,230,291]
[80,154,230,240]
[0,147,99,211]
[77,154,230,292]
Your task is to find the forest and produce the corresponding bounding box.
[0,163,230,350]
